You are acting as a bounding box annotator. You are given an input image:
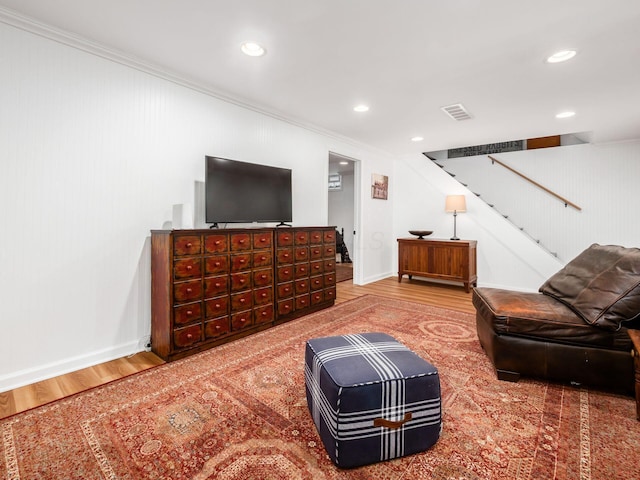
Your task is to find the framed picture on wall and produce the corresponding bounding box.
[371,173,388,200]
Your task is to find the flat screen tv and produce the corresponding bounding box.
[205,156,292,225]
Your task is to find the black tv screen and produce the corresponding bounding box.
[205,156,292,224]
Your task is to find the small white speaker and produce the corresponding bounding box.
[172,203,194,229]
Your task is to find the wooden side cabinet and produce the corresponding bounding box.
[397,238,477,292]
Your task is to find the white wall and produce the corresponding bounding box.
[0,20,395,391]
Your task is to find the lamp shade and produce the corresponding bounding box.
[445,195,466,213]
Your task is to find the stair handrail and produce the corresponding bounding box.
[488,155,582,211]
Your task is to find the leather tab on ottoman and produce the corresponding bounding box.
[304,332,441,468]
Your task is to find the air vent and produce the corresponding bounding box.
[441,103,472,121]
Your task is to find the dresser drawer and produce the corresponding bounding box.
[174,280,202,303]
[309,245,323,260]
[295,279,309,295]
[277,265,294,282]
[324,287,336,301]
[255,304,274,324]
[204,275,228,297]
[324,259,335,272]
[294,263,309,279]
[254,269,272,287]
[173,258,202,280]
[309,230,324,245]
[276,248,293,265]
[253,232,272,249]
[204,234,228,253]
[230,253,252,271]
[204,317,230,339]
[277,230,294,246]
[323,245,335,258]
[205,296,228,318]
[174,302,202,326]
[231,291,252,311]
[277,282,294,298]
[324,272,335,285]
[310,260,323,275]
[296,294,310,310]
[294,231,309,245]
[174,235,201,256]
[253,286,273,306]
[230,233,252,251]
[231,310,253,330]
[311,290,324,305]
[294,246,309,262]
[173,325,201,349]
[310,276,324,291]
[253,251,272,268]
[323,230,336,244]
[205,255,228,274]
[230,272,252,292]
[277,298,294,316]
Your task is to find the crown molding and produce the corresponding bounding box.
[0,6,393,159]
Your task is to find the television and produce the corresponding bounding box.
[205,156,292,226]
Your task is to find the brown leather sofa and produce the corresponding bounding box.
[473,243,640,394]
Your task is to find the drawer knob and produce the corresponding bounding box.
[240,298,246,303]
[215,283,221,288]
[240,259,246,263]
[186,242,192,248]
[240,239,246,244]
[285,305,291,310]
[215,325,221,330]
[215,240,221,245]
[186,310,193,316]
[186,288,192,293]
[261,256,266,261]
[301,251,306,256]
[300,300,306,305]
[186,333,193,339]
[240,318,247,323]
[300,283,306,288]
[186,265,192,270]
[262,311,267,316]
[215,303,221,309]
[285,287,291,292]
[261,293,267,298]
[260,238,266,242]
[215,262,221,267]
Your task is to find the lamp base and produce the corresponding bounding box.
[450,236,460,241]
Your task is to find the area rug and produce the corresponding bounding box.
[2,295,639,479]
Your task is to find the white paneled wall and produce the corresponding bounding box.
[0,21,395,391]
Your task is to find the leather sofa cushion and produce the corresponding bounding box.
[473,287,633,350]
[539,244,640,331]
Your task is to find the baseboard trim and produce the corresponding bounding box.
[0,340,141,393]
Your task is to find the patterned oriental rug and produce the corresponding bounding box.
[2,296,639,479]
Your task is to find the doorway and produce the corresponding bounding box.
[328,152,358,284]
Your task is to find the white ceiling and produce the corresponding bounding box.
[2,0,640,156]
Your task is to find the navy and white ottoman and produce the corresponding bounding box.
[304,332,441,468]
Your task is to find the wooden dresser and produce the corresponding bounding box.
[397,238,477,292]
[151,227,336,361]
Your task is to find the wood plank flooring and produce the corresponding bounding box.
[0,276,474,419]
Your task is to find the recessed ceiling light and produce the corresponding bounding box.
[339,161,349,165]
[241,42,266,57]
[411,136,424,142]
[546,49,577,63]
[556,111,576,119]
[353,105,369,112]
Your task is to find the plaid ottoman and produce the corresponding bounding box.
[304,332,441,468]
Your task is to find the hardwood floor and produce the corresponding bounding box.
[0,276,474,419]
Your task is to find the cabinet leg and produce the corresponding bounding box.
[398,274,403,283]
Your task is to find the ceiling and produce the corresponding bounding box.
[2,0,640,157]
